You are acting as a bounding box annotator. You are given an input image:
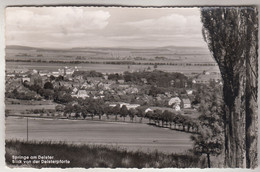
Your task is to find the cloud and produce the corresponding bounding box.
[123,13,202,35]
[5,7,205,48]
[6,7,110,37]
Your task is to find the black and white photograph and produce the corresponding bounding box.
[4,5,258,169]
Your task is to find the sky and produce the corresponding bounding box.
[5,7,208,49]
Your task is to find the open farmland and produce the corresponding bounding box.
[6,61,220,75]
[6,45,214,62]
[5,45,220,75]
[5,98,57,116]
[6,117,193,154]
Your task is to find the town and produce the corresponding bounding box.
[5,64,222,132]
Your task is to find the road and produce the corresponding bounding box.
[6,116,193,153]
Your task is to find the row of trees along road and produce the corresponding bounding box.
[60,98,199,133]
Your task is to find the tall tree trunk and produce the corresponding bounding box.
[245,8,258,168]
[207,153,211,168]
[201,7,258,168]
[223,72,246,167]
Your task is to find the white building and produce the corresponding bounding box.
[22,77,30,83]
[145,108,153,113]
[168,97,181,106]
[182,98,191,109]
[72,90,90,99]
[175,104,181,111]
[109,102,140,110]
[186,89,193,95]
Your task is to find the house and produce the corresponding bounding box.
[125,87,138,94]
[145,108,153,113]
[32,69,38,74]
[119,84,130,89]
[156,96,162,101]
[186,89,193,95]
[165,92,172,97]
[117,79,125,84]
[175,104,181,111]
[146,107,178,114]
[103,75,108,80]
[118,91,126,96]
[58,68,65,75]
[52,71,60,77]
[75,90,89,99]
[59,67,75,76]
[194,73,222,84]
[74,75,83,81]
[106,80,116,84]
[81,82,95,89]
[86,91,99,97]
[72,82,80,88]
[109,102,140,110]
[72,87,78,94]
[64,75,74,81]
[141,78,147,84]
[87,77,103,84]
[39,71,48,77]
[52,82,61,88]
[103,84,111,90]
[168,97,181,106]
[7,73,15,77]
[65,68,75,75]
[126,104,140,110]
[182,98,191,109]
[60,82,73,88]
[22,77,30,83]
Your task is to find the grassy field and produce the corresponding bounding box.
[6,45,213,63]
[6,117,193,154]
[5,99,57,116]
[6,61,220,74]
[5,140,207,168]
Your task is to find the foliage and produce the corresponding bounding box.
[120,105,128,120]
[108,73,124,81]
[5,89,39,100]
[123,70,189,88]
[73,70,103,79]
[43,82,54,90]
[191,84,224,168]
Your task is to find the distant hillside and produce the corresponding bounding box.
[6,45,67,51]
[5,45,214,63]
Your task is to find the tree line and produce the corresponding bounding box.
[58,98,200,134]
[6,59,217,67]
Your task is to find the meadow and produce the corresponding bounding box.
[5,98,57,116]
[5,139,206,168]
[6,61,220,75]
[6,117,193,154]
